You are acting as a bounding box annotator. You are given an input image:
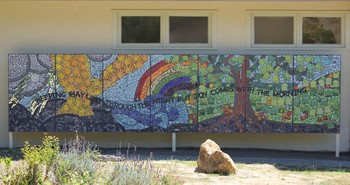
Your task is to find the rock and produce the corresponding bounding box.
[196,139,238,175]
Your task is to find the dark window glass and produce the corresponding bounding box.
[254,17,294,44]
[303,17,341,44]
[122,16,160,43]
[169,17,208,44]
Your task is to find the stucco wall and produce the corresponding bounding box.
[1,0,349,151]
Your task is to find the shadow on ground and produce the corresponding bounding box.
[273,163,350,172]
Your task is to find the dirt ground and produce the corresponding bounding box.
[109,148,350,185]
[153,160,350,185]
[1,147,350,184]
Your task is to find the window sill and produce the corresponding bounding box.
[246,46,348,51]
[112,46,218,50]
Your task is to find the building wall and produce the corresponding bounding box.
[1,0,349,151]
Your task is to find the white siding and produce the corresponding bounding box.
[1,0,349,151]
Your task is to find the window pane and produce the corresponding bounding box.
[122,16,160,43]
[254,17,294,44]
[302,17,341,44]
[169,17,208,44]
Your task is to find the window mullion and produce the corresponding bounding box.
[164,12,169,47]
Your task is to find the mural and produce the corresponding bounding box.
[8,54,341,133]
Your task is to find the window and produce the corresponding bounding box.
[300,13,345,48]
[113,10,216,49]
[254,16,294,45]
[249,11,346,49]
[169,16,208,44]
[114,11,164,48]
[250,12,297,48]
[121,16,161,44]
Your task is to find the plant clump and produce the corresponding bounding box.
[0,134,183,185]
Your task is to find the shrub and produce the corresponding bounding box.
[0,159,31,185]
[0,157,12,166]
[53,134,100,184]
[0,134,184,185]
[92,157,183,185]
[21,134,59,184]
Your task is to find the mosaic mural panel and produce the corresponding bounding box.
[197,55,246,133]
[103,55,151,132]
[9,54,55,131]
[248,55,294,133]
[8,54,341,133]
[149,55,200,132]
[292,55,340,133]
[54,54,104,132]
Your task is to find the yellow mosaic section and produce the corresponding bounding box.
[102,55,147,90]
[55,54,148,117]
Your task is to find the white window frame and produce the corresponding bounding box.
[249,12,297,49]
[113,11,164,49]
[247,11,347,50]
[299,12,346,48]
[112,10,216,49]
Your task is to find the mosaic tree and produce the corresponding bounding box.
[165,54,249,132]
[197,55,256,132]
[196,55,340,133]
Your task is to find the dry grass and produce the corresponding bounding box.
[153,160,350,185]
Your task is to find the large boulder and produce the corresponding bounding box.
[196,139,238,175]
